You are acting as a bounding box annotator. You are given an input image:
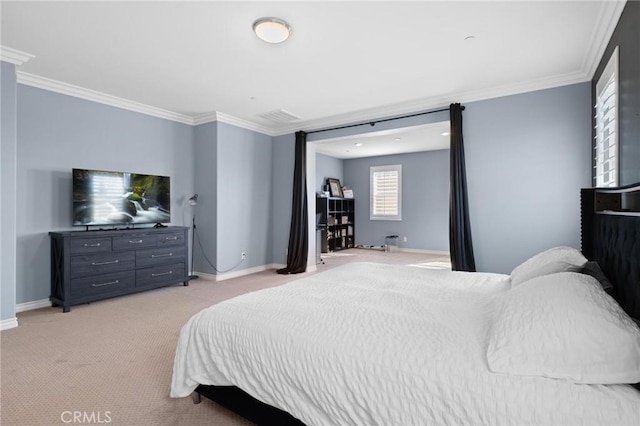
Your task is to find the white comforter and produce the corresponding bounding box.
[171,262,640,425]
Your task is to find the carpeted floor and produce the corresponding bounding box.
[0,249,449,425]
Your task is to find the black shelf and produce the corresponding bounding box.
[317,196,355,252]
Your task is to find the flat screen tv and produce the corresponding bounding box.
[73,168,170,226]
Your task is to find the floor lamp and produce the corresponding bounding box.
[188,194,199,280]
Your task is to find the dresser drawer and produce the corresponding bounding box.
[70,237,112,254]
[70,271,135,299]
[136,262,184,288]
[112,234,157,251]
[70,251,135,278]
[136,246,186,268]
[157,232,185,247]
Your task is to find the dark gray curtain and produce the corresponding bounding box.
[449,103,476,272]
[277,131,309,274]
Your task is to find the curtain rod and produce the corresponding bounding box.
[305,105,464,135]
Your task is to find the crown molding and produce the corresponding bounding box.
[12,67,592,138]
[16,71,194,125]
[192,111,275,136]
[191,112,218,126]
[0,46,35,66]
[457,69,591,105]
[14,71,276,133]
[582,0,626,79]
[272,69,591,136]
[216,112,275,136]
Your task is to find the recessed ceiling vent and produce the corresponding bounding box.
[258,109,302,123]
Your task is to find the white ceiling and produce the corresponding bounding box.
[314,121,450,159]
[1,0,625,142]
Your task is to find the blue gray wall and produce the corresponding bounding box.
[193,122,273,275]
[343,150,450,251]
[316,153,343,192]
[1,61,18,322]
[193,122,217,275]
[16,85,195,304]
[271,134,295,265]
[465,82,591,273]
[215,122,273,273]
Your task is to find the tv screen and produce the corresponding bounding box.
[73,168,170,226]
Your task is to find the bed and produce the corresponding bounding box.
[170,184,640,425]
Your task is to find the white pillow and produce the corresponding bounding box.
[510,246,587,287]
[487,272,640,384]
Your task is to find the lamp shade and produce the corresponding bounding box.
[188,194,198,206]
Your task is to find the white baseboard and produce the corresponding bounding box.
[398,248,450,256]
[0,317,18,331]
[193,264,285,282]
[16,299,52,313]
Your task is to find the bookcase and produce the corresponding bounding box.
[316,196,355,252]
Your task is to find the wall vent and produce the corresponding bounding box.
[258,109,302,123]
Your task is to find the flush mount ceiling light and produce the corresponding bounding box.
[253,17,292,44]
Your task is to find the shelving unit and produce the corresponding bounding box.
[317,196,355,252]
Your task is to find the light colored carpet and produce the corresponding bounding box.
[0,249,448,425]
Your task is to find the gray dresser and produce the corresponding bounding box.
[50,226,189,312]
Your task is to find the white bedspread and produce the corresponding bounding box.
[171,262,640,425]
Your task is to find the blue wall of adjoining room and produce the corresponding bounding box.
[316,153,344,192]
[15,85,195,304]
[343,150,450,251]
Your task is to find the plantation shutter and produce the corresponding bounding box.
[594,47,618,188]
[370,165,401,221]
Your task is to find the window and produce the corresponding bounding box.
[91,173,125,220]
[594,46,619,187]
[370,164,401,221]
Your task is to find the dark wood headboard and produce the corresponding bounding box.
[581,184,640,320]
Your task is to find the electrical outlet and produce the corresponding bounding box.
[241,252,246,260]
[403,236,407,242]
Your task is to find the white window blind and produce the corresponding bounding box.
[91,174,124,220]
[594,46,619,188]
[370,165,401,221]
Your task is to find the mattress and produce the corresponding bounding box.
[171,262,640,425]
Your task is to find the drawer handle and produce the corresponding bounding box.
[165,236,178,241]
[91,259,119,266]
[129,240,143,244]
[151,253,173,258]
[152,270,173,277]
[92,280,119,287]
[83,243,101,247]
